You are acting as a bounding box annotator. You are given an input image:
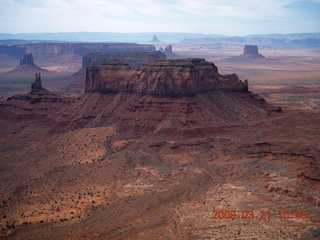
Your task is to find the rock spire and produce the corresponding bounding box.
[31,72,43,93]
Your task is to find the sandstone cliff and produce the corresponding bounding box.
[82,51,166,68]
[85,58,248,96]
[12,43,156,56]
[20,53,35,65]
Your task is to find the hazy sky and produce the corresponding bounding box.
[0,0,319,35]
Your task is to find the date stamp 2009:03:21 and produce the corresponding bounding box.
[213,209,308,220]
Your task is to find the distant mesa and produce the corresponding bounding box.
[150,35,161,43]
[238,45,266,60]
[0,43,156,56]
[8,53,50,74]
[82,51,166,69]
[63,51,167,93]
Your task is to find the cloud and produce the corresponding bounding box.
[0,0,319,34]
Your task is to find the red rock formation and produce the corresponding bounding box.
[62,51,166,93]
[85,58,248,97]
[1,58,280,134]
[31,72,43,93]
[0,73,73,121]
[8,54,50,74]
[20,53,35,65]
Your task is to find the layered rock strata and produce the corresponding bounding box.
[82,51,166,68]
[0,73,73,120]
[85,58,249,96]
[0,43,156,56]
[20,53,35,65]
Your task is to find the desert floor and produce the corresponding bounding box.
[0,46,319,239]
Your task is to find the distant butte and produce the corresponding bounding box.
[8,53,50,74]
[238,45,266,60]
[227,45,267,61]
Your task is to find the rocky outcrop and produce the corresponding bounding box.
[163,45,178,59]
[239,45,266,59]
[85,58,248,96]
[61,51,166,93]
[0,58,281,134]
[8,54,49,74]
[20,53,35,65]
[31,72,44,93]
[0,74,73,121]
[82,51,166,68]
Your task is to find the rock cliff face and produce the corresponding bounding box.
[20,54,35,65]
[0,43,157,68]
[31,72,43,93]
[239,45,266,59]
[19,43,156,56]
[0,44,25,56]
[85,58,248,96]
[82,51,166,68]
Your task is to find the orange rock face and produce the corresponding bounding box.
[85,58,248,97]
